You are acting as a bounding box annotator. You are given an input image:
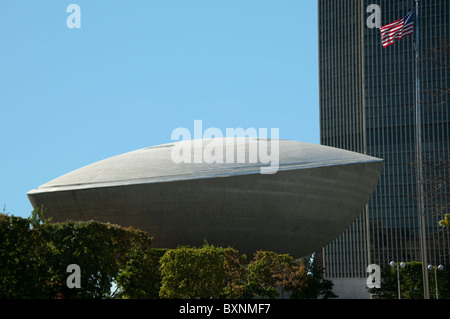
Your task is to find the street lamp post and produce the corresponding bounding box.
[427,264,444,299]
[390,261,406,299]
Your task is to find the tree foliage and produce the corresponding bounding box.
[39,220,152,298]
[245,250,299,299]
[221,247,248,298]
[158,247,335,299]
[159,244,228,299]
[439,213,450,227]
[1,210,336,299]
[294,255,337,299]
[0,209,153,298]
[0,209,52,298]
[114,248,167,299]
[369,261,450,299]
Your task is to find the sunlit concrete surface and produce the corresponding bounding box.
[28,138,383,257]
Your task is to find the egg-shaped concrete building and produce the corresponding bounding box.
[27,138,383,257]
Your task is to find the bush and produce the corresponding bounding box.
[0,209,153,299]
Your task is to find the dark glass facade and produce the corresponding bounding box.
[318,0,449,279]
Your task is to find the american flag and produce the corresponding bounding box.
[380,10,415,48]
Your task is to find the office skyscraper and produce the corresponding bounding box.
[318,0,449,297]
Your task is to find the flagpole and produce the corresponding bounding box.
[414,0,430,299]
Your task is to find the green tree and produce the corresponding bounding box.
[439,213,450,227]
[367,264,399,299]
[289,256,337,299]
[244,250,294,299]
[159,244,227,299]
[0,208,53,298]
[38,219,153,298]
[369,262,424,299]
[221,248,247,299]
[277,258,308,299]
[399,262,424,299]
[369,261,450,299]
[428,264,450,299]
[1,208,154,299]
[114,248,167,299]
[2,208,341,299]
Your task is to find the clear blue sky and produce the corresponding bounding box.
[0,1,319,218]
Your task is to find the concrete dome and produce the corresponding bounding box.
[28,138,383,257]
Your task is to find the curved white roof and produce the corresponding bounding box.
[29,138,382,193]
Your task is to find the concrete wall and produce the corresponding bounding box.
[330,278,371,299]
